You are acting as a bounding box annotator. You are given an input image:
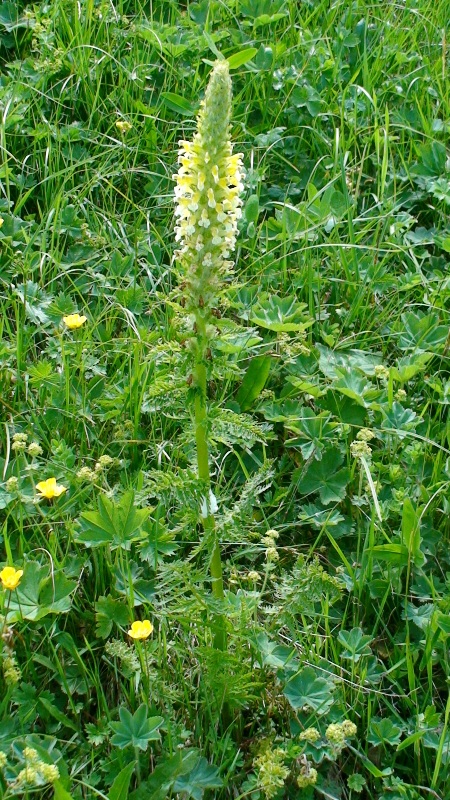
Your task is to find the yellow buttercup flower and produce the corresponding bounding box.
[36,477,67,500]
[62,313,87,330]
[0,566,24,591]
[128,620,153,640]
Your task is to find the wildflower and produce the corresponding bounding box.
[325,722,346,745]
[62,313,87,330]
[76,466,97,483]
[116,119,132,134]
[356,428,375,442]
[95,454,114,471]
[0,217,3,227]
[265,546,279,563]
[350,440,372,460]
[395,388,407,401]
[27,442,43,458]
[173,60,244,321]
[3,653,21,685]
[297,766,318,788]
[39,763,60,783]
[128,619,153,640]
[247,570,260,582]
[0,566,24,591]
[254,747,289,799]
[16,765,39,785]
[0,751,7,769]
[11,440,27,452]
[5,476,19,492]
[23,748,39,763]
[374,364,389,381]
[13,432,28,443]
[299,727,321,742]
[36,477,67,499]
[341,719,357,738]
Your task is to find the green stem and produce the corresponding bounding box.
[193,323,226,653]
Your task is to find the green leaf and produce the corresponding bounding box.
[160,92,197,116]
[54,781,76,800]
[110,705,164,751]
[6,563,76,622]
[39,697,78,732]
[250,294,312,332]
[77,490,149,549]
[368,717,403,747]
[129,751,200,800]
[338,628,373,662]
[173,757,223,800]
[108,762,136,800]
[369,544,409,565]
[227,48,258,69]
[236,356,272,411]
[402,498,425,567]
[294,447,350,504]
[284,666,335,714]
[95,595,130,638]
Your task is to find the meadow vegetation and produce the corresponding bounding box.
[0,0,449,798]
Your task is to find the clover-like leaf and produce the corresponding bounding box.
[77,490,149,549]
[294,447,350,504]
[337,627,373,662]
[173,757,223,800]
[250,294,312,332]
[284,666,335,714]
[110,704,163,751]
[368,717,403,747]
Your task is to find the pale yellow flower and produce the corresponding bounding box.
[116,120,132,134]
[62,313,87,330]
[0,566,24,591]
[128,620,153,640]
[36,477,67,499]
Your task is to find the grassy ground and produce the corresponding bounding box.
[0,0,449,798]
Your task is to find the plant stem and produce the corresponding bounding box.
[193,320,226,653]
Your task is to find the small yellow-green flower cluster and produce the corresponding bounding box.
[11,432,28,453]
[13,748,60,788]
[116,119,132,134]
[325,720,357,753]
[77,455,116,483]
[395,388,407,401]
[0,751,7,769]
[2,651,21,685]
[299,726,321,743]
[173,60,244,323]
[357,428,375,442]
[6,476,19,493]
[374,364,390,381]
[11,432,43,458]
[28,441,43,458]
[297,764,318,789]
[350,439,372,461]
[253,746,290,799]
[77,466,97,483]
[262,529,279,562]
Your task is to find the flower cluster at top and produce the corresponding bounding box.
[173,60,244,325]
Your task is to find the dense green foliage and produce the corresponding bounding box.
[0,0,449,798]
